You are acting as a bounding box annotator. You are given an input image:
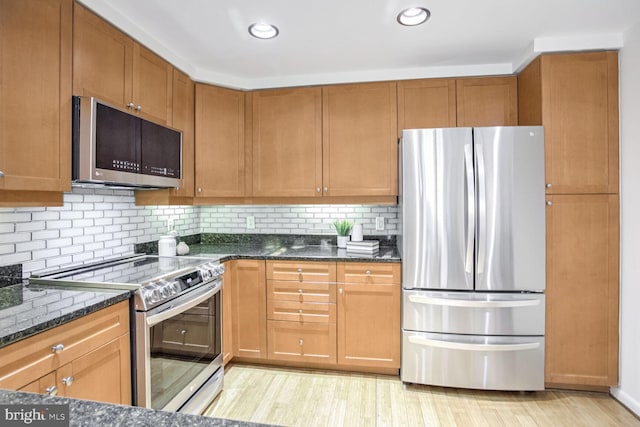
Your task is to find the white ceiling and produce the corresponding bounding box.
[78,0,640,90]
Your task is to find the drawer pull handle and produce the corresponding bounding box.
[408,336,540,352]
[298,339,304,345]
[51,344,64,353]
[62,376,74,386]
[45,386,58,396]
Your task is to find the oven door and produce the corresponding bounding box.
[135,278,223,413]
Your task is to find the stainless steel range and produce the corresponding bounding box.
[31,254,224,414]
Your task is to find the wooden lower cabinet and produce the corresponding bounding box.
[222,262,234,365]
[337,263,401,370]
[545,194,619,389]
[267,321,336,364]
[231,259,267,359]
[0,301,131,404]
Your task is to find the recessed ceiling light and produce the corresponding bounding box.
[397,7,431,26]
[248,23,279,39]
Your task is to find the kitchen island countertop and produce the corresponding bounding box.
[0,389,273,427]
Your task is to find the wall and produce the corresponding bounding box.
[0,188,200,277]
[612,21,640,416]
[200,205,398,235]
[0,188,399,278]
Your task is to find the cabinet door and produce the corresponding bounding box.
[545,194,619,388]
[222,263,233,365]
[0,0,72,192]
[195,84,246,197]
[323,82,398,196]
[18,372,57,396]
[132,43,173,125]
[541,52,619,194]
[170,69,195,197]
[456,77,517,126]
[231,260,267,359]
[397,78,457,133]
[72,3,133,107]
[252,88,323,197]
[58,334,131,405]
[337,263,401,369]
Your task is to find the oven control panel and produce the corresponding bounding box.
[137,262,224,310]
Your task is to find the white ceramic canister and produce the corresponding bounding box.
[158,235,177,256]
[351,223,363,242]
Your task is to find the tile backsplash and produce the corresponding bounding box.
[0,188,398,277]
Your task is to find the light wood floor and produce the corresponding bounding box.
[204,364,640,427]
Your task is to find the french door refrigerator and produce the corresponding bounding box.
[399,126,546,391]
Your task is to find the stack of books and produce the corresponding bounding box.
[346,240,379,255]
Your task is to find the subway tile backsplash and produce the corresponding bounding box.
[0,188,398,277]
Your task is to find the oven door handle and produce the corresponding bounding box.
[146,280,222,327]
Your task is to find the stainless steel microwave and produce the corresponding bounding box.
[72,96,182,189]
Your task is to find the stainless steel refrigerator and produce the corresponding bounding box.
[399,126,546,391]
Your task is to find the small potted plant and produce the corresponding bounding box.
[333,219,353,248]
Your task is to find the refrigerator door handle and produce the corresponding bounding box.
[476,143,487,274]
[464,144,475,274]
[408,336,541,352]
[407,294,541,308]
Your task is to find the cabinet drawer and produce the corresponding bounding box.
[267,280,336,303]
[267,320,336,364]
[0,301,129,390]
[338,262,401,284]
[267,300,336,323]
[267,261,336,282]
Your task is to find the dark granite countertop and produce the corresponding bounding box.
[0,390,273,427]
[136,233,402,263]
[0,281,132,349]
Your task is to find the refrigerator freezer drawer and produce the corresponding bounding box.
[403,291,545,336]
[401,331,544,391]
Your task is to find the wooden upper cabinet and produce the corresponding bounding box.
[518,52,619,194]
[170,69,195,197]
[0,0,72,194]
[322,82,398,196]
[131,43,173,124]
[456,76,517,127]
[252,88,323,197]
[73,3,133,107]
[73,4,172,125]
[397,78,457,133]
[545,194,619,388]
[195,84,246,197]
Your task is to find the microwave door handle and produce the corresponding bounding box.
[146,280,222,327]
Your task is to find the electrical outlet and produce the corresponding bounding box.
[375,217,385,231]
[246,216,255,229]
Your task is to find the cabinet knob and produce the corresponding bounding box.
[62,376,74,386]
[339,288,343,294]
[198,187,203,193]
[546,183,552,189]
[298,289,303,294]
[316,187,321,193]
[135,105,142,111]
[298,339,304,345]
[365,270,371,275]
[181,329,188,335]
[51,343,64,353]
[546,201,553,206]
[297,268,303,272]
[324,187,328,193]
[45,386,58,396]
[0,170,4,178]
[298,309,303,314]
[127,102,135,108]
